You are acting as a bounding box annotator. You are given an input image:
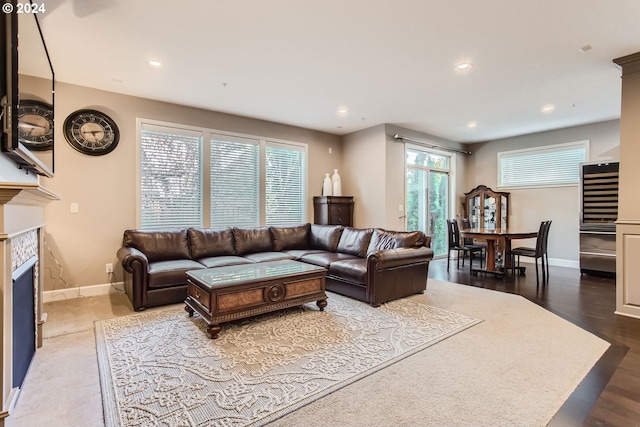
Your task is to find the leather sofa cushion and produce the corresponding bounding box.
[270,224,310,251]
[148,259,205,289]
[283,249,326,259]
[233,227,274,255]
[188,228,235,259]
[300,252,359,268]
[337,227,373,257]
[243,252,296,263]
[329,259,367,284]
[123,229,190,263]
[367,229,426,255]
[197,256,254,268]
[310,224,344,252]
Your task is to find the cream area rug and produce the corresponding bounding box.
[270,280,611,427]
[96,291,480,427]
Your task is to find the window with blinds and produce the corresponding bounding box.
[210,137,260,229]
[498,140,588,189]
[139,125,203,229]
[138,120,307,230]
[265,143,306,226]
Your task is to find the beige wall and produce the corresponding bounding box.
[13,77,621,289]
[342,124,468,231]
[39,81,341,290]
[342,125,386,227]
[466,120,620,265]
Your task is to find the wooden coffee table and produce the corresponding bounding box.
[185,259,327,339]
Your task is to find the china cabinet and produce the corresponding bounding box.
[464,185,510,230]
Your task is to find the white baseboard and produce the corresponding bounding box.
[43,282,124,303]
[519,258,579,269]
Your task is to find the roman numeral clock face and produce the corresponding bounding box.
[63,109,120,156]
[17,100,54,150]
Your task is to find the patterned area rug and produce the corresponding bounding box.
[96,292,480,427]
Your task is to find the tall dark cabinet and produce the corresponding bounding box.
[313,196,354,226]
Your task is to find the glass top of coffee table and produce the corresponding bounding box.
[186,259,326,289]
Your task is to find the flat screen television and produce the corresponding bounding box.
[1,0,55,177]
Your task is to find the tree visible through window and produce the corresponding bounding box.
[406,148,450,257]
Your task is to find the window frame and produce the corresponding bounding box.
[497,140,589,190]
[136,118,308,229]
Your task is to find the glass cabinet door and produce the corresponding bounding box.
[468,196,480,228]
[484,194,497,229]
[500,195,508,228]
[464,185,510,230]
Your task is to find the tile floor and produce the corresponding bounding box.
[6,292,135,427]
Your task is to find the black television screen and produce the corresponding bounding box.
[1,0,55,177]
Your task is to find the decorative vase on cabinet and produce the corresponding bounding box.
[331,169,342,196]
[322,173,333,196]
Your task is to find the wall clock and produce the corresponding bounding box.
[17,100,54,151]
[63,109,120,156]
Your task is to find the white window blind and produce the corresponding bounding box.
[498,141,588,188]
[210,136,260,228]
[138,120,308,229]
[140,124,203,229]
[265,143,306,226]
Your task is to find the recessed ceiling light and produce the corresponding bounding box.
[579,45,592,53]
[147,59,164,69]
[456,62,473,71]
[336,106,349,117]
[467,121,477,128]
[541,104,555,114]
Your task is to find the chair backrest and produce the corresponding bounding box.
[541,220,552,255]
[461,218,473,245]
[535,220,552,256]
[446,219,462,249]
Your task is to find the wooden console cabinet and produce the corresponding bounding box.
[313,196,354,226]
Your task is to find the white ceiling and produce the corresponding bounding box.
[35,0,640,143]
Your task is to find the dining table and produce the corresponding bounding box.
[459,227,539,277]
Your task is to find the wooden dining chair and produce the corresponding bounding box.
[461,218,486,268]
[446,219,484,272]
[507,220,552,285]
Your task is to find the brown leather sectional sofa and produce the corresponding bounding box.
[117,223,433,311]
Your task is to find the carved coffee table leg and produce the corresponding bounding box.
[206,324,222,339]
[185,305,195,317]
[316,299,327,311]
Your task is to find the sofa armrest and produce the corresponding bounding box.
[117,246,149,273]
[367,247,434,270]
[117,246,151,311]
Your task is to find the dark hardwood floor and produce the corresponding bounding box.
[428,257,640,427]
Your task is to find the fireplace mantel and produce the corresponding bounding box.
[0,182,60,208]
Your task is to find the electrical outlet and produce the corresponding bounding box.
[105,263,113,274]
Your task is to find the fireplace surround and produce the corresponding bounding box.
[0,182,58,426]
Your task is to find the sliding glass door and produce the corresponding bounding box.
[406,148,450,257]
